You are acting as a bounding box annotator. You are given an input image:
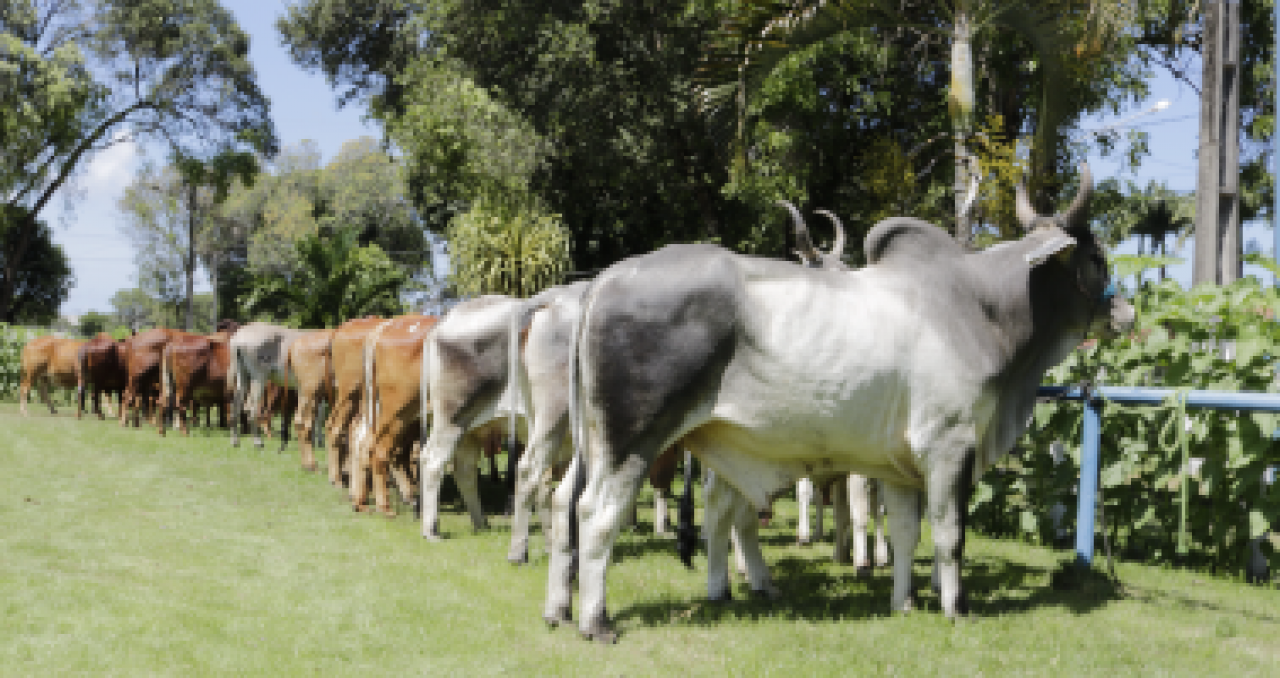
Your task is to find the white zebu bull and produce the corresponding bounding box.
[229,322,309,449]
[544,166,1135,642]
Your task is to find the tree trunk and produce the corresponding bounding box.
[950,9,975,244]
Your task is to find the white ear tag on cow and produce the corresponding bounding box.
[1024,234,1077,267]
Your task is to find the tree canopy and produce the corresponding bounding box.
[1,0,278,321]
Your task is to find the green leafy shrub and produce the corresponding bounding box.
[973,278,1280,576]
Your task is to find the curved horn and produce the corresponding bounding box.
[1059,162,1093,227]
[813,209,847,259]
[780,200,820,266]
[1014,180,1037,231]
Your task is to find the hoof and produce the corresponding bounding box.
[797,538,812,547]
[422,531,443,542]
[855,564,873,579]
[580,617,617,644]
[378,507,397,519]
[544,607,572,627]
[750,585,781,601]
[508,553,529,566]
[707,590,732,604]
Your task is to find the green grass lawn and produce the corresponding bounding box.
[2,401,1278,676]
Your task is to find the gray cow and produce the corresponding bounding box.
[544,165,1135,642]
[229,322,309,449]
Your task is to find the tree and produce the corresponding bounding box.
[447,198,570,299]
[109,287,157,331]
[240,227,407,328]
[78,311,112,337]
[0,206,73,325]
[1,0,278,321]
[698,1,1161,242]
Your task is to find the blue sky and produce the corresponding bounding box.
[47,6,1269,316]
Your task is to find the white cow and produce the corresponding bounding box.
[545,166,1135,642]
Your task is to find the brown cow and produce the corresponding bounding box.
[324,316,385,487]
[120,328,181,428]
[286,328,335,473]
[350,314,438,516]
[158,324,241,436]
[77,333,129,419]
[19,335,83,416]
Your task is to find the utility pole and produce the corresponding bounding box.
[1194,0,1242,285]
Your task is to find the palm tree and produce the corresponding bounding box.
[240,227,407,328]
[446,198,571,299]
[697,1,1137,242]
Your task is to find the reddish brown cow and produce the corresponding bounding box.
[120,328,182,428]
[158,326,240,436]
[287,329,336,473]
[324,317,385,487]
[350,314,438,516]
[77,333,129,419]
[19,335,84,416]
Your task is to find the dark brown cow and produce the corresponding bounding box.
[120,328,181,428]
[324,317,386,487]
[351,314,438,516]
[77,333,129,419]
[19,335,83,416]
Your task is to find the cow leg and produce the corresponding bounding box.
[883,482,922,614]
[730,490,777,598]
[796,478,813,545]
[576,453,646,643]
[544,450,583,627]
[348,417,375,511]
[294,396,318,472]
[509,420,566,564]
[832,477,852,565]
[704,469,738,601]
[41,377,56,415]
[452,435,489,531]
[873,482,891,568]
[928,451,975,619]
[848,474,874,575]
[652,488,668,536]
[390,441,419,508]
[419,424,464,539]
[323,403,352,486]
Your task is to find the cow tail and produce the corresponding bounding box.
[676,449,697,568]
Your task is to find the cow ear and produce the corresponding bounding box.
[1024,233,1077,267]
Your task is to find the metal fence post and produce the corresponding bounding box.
[1075,392,1103,567]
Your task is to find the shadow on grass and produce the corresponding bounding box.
[614,553,1119,631]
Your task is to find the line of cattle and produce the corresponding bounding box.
[16,167,1135,643]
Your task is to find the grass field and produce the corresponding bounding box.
[2,401,1278,676]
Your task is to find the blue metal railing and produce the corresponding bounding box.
[1036,385,1280,568]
